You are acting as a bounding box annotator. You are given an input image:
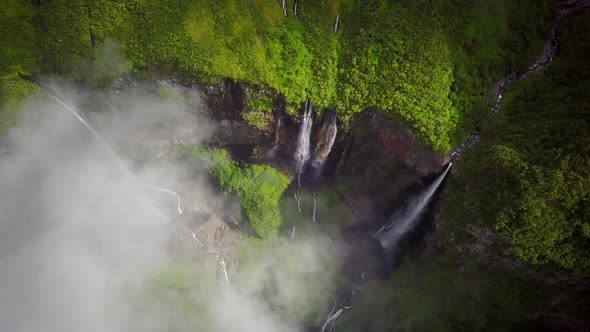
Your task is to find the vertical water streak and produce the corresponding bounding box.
[334,14,340,33]
[269,114,282,157]
[293,99,313,220]
[282,0,288,16]
[294,98,313,175]
[47,93,119,159]
[311,109,337,178]
[375,163,452,249]
[312,190,318,225]
[151,185,184,214]
[294,0,299,18]
[294,186,302,213]
[49,90,231,285]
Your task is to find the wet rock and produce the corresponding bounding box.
[325,110,443,226]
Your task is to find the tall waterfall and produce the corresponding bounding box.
[294,0,299,18]
[294,98,313,175]
[311,109,337,178]
[374,163,452,249]
[47,93,117,158]
[282,0,288,16]
[334,14,340,33]
[47,89,230,284]
[292,99,313,217]
[269,114,282,157]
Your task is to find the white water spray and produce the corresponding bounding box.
[151,185,184,214]
[334,14,340,33]
[47,93,119,159]
[282,0,288,16]
[48,89,231,285]
[375,163,452,249]
[293,99,313,220]
[294,99,313,175]
[312,191,318,225]
[192,232,230,285]
[269,115,282,157]
[294,0,299,18]
[311,109,337,178]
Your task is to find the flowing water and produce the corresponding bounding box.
[47,89,231,284]
[374,163,452,250]
[311,109,337,179]
[334,14,340,33]
[448,0,590,161]
[282,0,288,16]
[268,114,282,157]
[294,0,299,18]
[294,98,313,175]
[312,191,318,225]
[293,99,313,214]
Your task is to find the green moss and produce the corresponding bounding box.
[180,145,289,238]
[0,72,39,134]
[242,111,273,131]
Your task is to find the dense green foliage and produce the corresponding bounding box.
[180,146,289,238]
[333,11,590,330]
[337,0,551,151]
[336,247,550,331]
[1,0,552,151]
[452,12,590,275]
[0,0,40,133]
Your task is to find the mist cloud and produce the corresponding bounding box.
[0,81,338,332]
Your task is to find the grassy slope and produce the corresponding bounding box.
[1,0,551,152]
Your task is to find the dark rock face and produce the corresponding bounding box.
[324,110,443,227]
[201,81,445,230]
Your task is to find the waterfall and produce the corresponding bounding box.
[192,232,230,285]
[269,115,282,157]
[294,98,313,175]
[374,163,452,249]
[311,109,337,178]
[294,0,299,18]
[282,0,288,16]
[47,93,118,159]
[48,89,231,285]
[312,191,318,225]
[320,296,353,332]
[448,0,590,161]
[334,14,340,33]
[294,189,302,213]
[151,185,184,215]
[293,99,313,219]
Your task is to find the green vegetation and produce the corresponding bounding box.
[242,111,273,131]
[333,11,590,330]
[0,0,552,152]
[0,0,40,134]
[336,249,550,331]
[180,145,289,238]
[337,0,552,151]
[450,11,590,275]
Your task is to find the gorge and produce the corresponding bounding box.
[1,0,590,331]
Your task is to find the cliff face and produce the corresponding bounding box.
[324,111,443,226]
